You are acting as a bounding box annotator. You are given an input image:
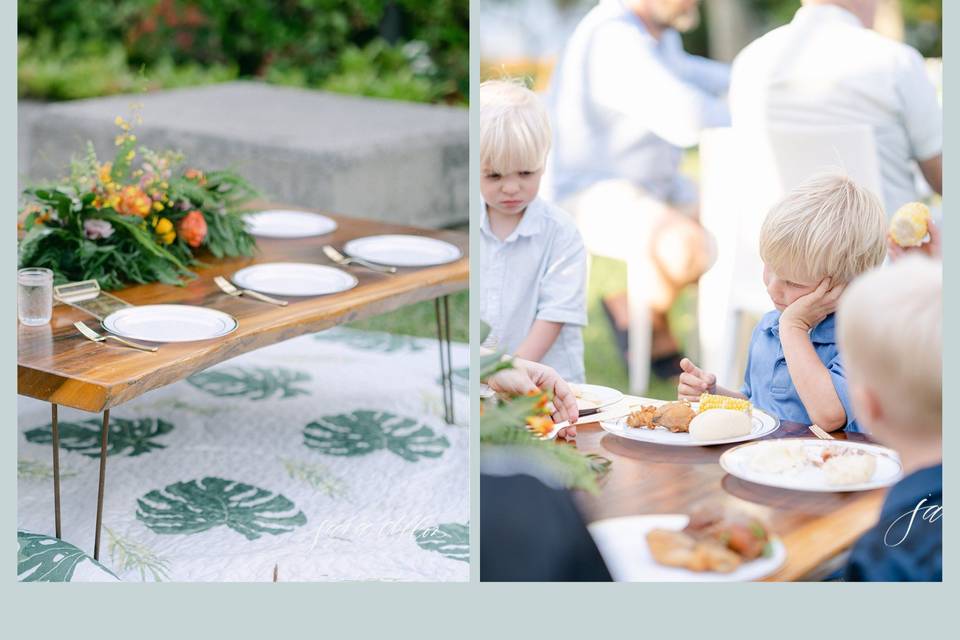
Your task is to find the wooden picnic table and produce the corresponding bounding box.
[17,208,468,559]
[573,419,886,581]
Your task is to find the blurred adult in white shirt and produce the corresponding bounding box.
[545,0,728,375]
[729,0,942,215]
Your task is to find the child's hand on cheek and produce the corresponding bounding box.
[779,277,846,332]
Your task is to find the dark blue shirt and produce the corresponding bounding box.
[742,311,860,432]
[843,464,942,581]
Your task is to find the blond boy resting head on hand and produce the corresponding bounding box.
[679,173,887,432]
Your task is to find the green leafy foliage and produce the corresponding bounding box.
[104,526,171,582]
[18,0,467,104]
[188,367,312,400]
[136,477,307,540]
[414,522,468,562]
[23,416,174,458]
[304,410,449,462]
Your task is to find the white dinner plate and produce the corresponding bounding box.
[588,514,786,582]
[102,305,238,343]
[720,438,902,492]
[343,234,462,267]
[232,263,358,297]
[244,209,337,238]
[572,383,623,410]
[599,400,779,446]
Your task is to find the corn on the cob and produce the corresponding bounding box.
[889,202,931,248]
[698,393,752,415]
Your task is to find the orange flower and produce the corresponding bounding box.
[116,185,152,217]
[178,210,207,248]
[525,415,555,436]
[184,168,207,185]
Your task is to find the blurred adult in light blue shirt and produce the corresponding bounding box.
[543,0,729,375]
[545,0,730,205]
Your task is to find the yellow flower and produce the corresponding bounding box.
[98,162,113,185]
[153,201,164,212]
[153,217,176,245]
[114,116,124,126]
[126,150,135,162]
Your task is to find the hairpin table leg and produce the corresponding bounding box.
[435,296,454,424]
[51,404,62,539]
[93,409,110,561]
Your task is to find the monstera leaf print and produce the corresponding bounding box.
[414,522,469,563]
[437,365,469,394]
[314,327,426,352]
[187,367,311,400]
[17,531,116,582]
[23,417,174,458]
[136,477,306,540]
[304,410,449,462]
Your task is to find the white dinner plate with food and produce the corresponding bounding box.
[719,438,902,492]
[588,514,786,582]
[232,263,358,297]
[102,305,238,343]
[244,209,337,238]
[572,383,623,410]
[342,234,462,267]
[599,400,779,447]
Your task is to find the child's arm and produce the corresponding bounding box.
[514,320,563,363]
[779,279,848,431]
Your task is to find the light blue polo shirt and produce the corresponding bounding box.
[742,311,861,432]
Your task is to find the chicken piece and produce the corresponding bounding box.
[694,541,742,573]
[626,405,657,429]
[646,529,697,568]
[653,401,696,432]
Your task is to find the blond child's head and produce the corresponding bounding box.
[759,173,887,311]
[837,256,941,446]
[480,79,551,217]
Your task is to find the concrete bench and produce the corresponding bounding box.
[23,81,468,228]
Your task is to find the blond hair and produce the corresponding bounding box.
[837,256,941,430]
[480,79,551,175]
[759,173,887,284]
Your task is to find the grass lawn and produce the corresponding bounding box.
[584,256,699,400]
[346,290,468,343]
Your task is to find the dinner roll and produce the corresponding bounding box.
[689,409,752,442]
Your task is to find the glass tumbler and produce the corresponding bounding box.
[17,267,53,326]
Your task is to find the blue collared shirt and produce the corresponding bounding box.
[843,464,942,581]
[742,311,860,432]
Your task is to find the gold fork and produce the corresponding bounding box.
[809,424,835,440]
[322,245,397,274]
[214,276,288,306]
[74,321,158,352]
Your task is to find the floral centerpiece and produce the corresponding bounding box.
[19,114,259,290]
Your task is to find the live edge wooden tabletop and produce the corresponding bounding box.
[572,420,886,581]
[18,211,468,414]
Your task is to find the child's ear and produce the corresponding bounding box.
[850,382,884,427]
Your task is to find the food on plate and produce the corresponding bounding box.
[889,201,931,248]
[652,401,696,432]
[748,441,809,474]
[646,504,773,573]
[625,401,695,432]
[698,393,752,414]
[688,409,753,442]
[626,405,657,428]
[820,446,877,485]
[747,441,880,485]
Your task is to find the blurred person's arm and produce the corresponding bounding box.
[897,48,942,194]
[514,320,563,363]
[589,22,729,148]
[667,31,730,96]
[919,154,942,195]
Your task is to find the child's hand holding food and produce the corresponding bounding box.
[678,358,717,401]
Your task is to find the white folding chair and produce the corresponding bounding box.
[698,125,882,388]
